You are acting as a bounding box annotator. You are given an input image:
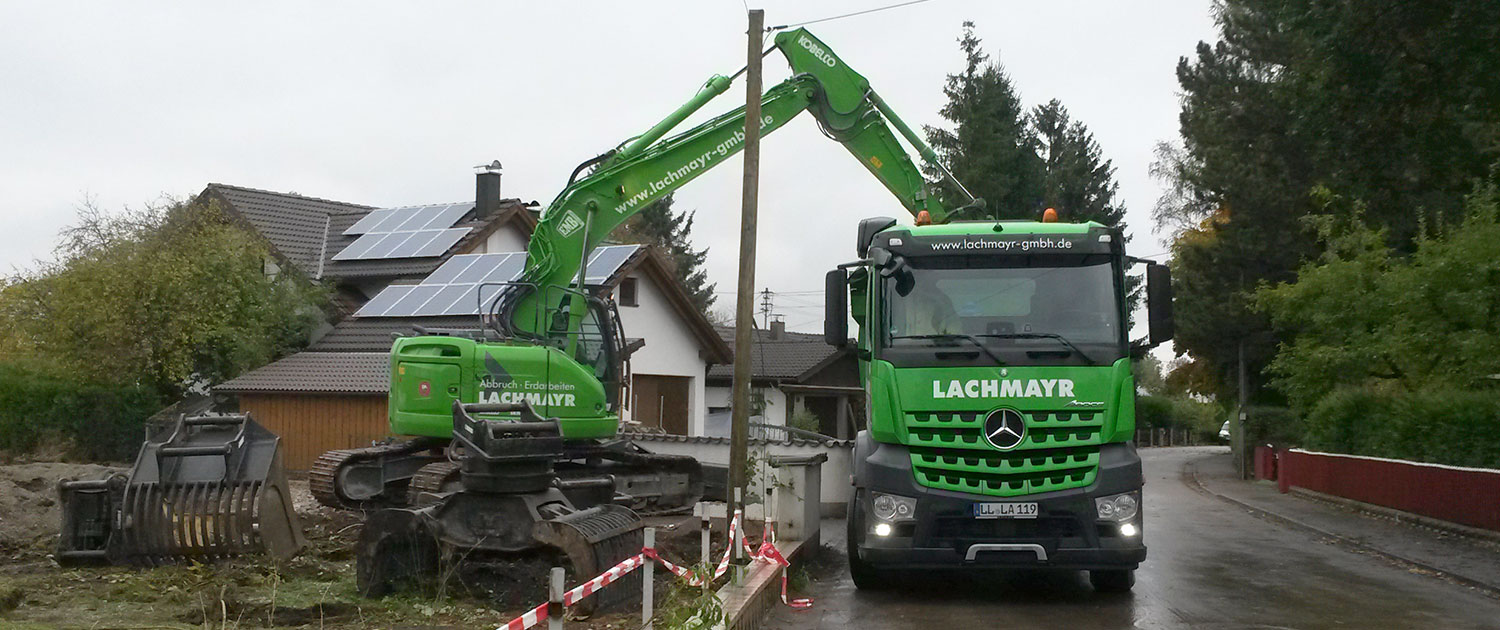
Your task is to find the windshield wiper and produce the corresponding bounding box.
[976,333,1096,364]
[890,334,1007,366]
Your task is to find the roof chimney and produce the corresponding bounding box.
[475,160,502,219]
[769,315,785,340]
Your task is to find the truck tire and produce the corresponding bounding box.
[846,495,888,590]
[1089,568,1135,593]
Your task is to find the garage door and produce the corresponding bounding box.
[632,374,690,435]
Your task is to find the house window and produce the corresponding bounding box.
[619,277,639,307]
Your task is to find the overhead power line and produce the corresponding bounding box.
[767,0,936,31]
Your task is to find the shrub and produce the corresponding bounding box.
[1134,395,1175,429]
[1303,385,1500,469]
[788,407,822,434]
[1243,405,1302,446]
[0,359,160,461]
[1136,394,1225,440]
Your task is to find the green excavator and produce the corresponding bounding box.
[336,28,978,604]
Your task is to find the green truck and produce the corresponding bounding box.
[825,215,1173,592]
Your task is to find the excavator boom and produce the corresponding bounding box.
[498,28,968,350]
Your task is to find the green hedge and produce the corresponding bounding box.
[1304,386,1500,469]
[1243,405,1302,446]
[1136,395,1224,440]
[0,360,161,461]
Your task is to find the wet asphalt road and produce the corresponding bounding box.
[766,446,1500,630]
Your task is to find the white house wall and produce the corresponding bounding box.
[615,272,707,435]
[703,384,788,437]
[624,435,853,516]
[474,224,530,254]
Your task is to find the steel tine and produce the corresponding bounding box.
[191,482,210,559]
[138,482,159,566]
[231,480,251,551]
[222,481,240,553]
[172,483,190,555]
[245,480,262,551]
[183,482,201,557]
[143,482,164,565]
[163,482,180,562]
[116,485,136,564]
[204,482,222,559]
[210,482,229,556]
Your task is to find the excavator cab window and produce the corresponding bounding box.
[576,297,625,412]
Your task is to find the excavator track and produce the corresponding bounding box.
[405,460,461,507]
[559,442,703,515]
[309,438,446,510]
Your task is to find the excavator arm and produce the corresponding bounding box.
[497,27,972,350]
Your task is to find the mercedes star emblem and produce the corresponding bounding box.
[982,408,1027,451]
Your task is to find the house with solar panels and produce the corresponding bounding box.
[206,168,730,470]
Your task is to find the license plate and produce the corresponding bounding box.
[973,502,1038,519]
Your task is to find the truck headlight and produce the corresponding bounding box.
[1095,492,1139,522]
[871,492,917,522]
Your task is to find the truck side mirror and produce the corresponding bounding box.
[825,269,849,347]
[1147,263,1174,346]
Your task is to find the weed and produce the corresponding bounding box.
[652,563,724,630]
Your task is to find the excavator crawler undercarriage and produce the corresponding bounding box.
[356,402,644,616]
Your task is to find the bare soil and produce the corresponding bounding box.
[0,462,122,554]
[0,464,742,629]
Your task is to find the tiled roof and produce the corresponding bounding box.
[215,352,389,394]
[311,316,484,352]
[706,325,840,382]
[203,183,537,283]
[204,183,371,277]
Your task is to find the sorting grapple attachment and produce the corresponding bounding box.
[533,504,645,613]
[356,401,644,616]
[56,413,306,566]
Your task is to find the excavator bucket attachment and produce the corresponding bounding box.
[532,504,644,616]
[56,413,306,566]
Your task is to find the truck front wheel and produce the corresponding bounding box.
[846,495,888,590]
[1089,568,1135,593]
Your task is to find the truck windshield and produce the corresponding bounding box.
[881,253,1123,367]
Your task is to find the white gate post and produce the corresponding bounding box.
[643,527,655,629]
[548,566,564,630]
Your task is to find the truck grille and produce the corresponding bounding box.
[905,410,1102,497]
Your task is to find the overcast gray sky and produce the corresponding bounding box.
[0,1,1217,332]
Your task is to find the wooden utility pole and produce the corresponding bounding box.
[727,8,764,529]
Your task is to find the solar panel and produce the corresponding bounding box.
[354,284,413,316]
[586,246,637,283]
[332,203,475,261]
[343,208,396,235]
[355,245,641,318]
[369,207,422,232]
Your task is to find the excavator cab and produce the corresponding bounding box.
[571,295,631,413]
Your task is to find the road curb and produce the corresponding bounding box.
[1182,456,1500,599]
[717,537,805,630]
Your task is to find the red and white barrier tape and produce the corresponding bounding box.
[496,551,647,630]
[499,602,548,630]
[495,509,812,630]
[727,509,813,609]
